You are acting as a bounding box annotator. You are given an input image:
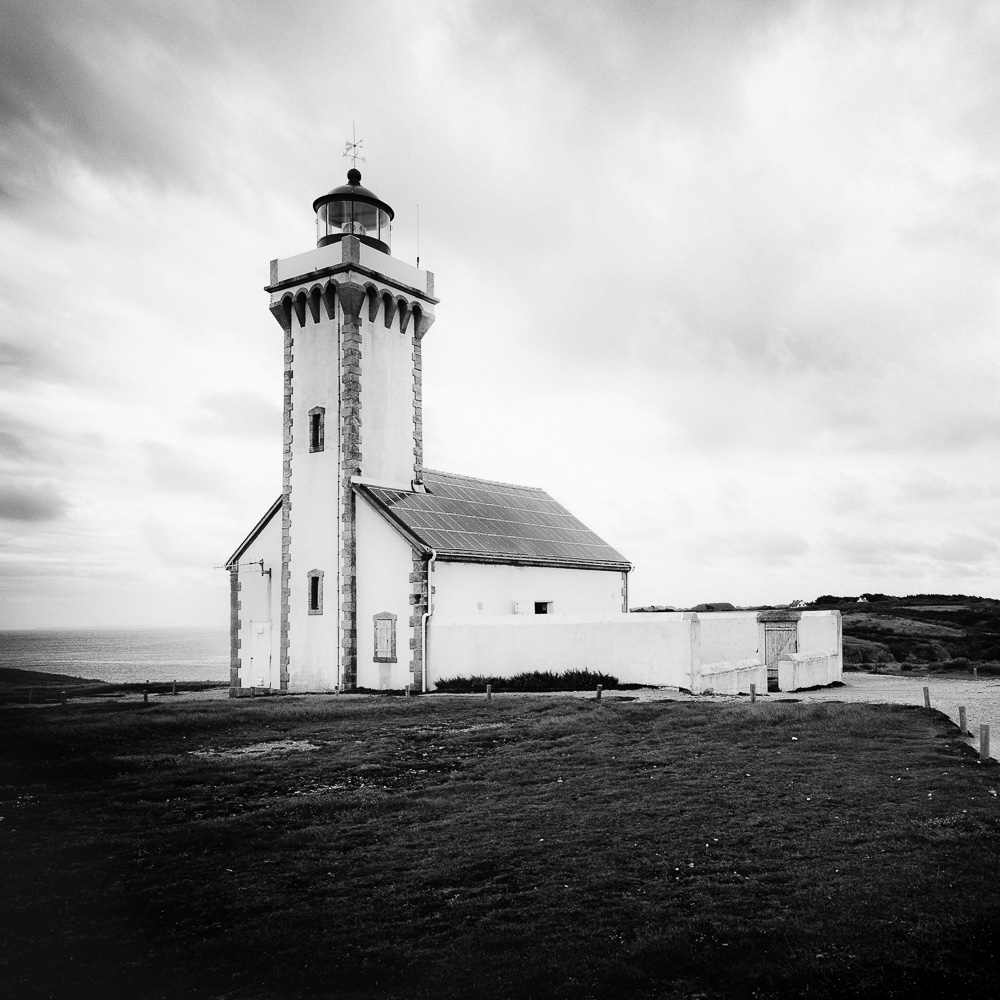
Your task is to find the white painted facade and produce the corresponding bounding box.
[428,613,700,689]
[354,496,415,691]
[284,287,342,693]
[231,506,281,691]
[432,561,627,617]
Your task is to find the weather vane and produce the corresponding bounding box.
[343,121,365,168]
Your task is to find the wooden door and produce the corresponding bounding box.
[764,625,797,692]
[250,621,272,689]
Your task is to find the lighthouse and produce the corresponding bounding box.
[227,167,633,698]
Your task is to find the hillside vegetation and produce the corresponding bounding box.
[807,594,1000,671]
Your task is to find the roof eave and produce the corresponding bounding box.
[225,496,283,569]
[434,551,632,572]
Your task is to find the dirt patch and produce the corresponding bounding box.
[189,739,322,758]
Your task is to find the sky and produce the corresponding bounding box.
[1,0,998,629]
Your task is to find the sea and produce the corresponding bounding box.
[0,627,230,685]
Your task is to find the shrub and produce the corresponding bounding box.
[434,669,619,693]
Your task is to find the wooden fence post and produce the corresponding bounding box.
[923,687,931,709]
[172,679,177,696]
[750,683,756,703]
[981,725,990,763]
[486,684,492,702]
[596,685,602,701]
[143,685,148,704]
[973,667,979,681]
[405,684,411,698]
[959,706,967,736]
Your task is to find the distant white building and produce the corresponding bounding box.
[227,170,841,696]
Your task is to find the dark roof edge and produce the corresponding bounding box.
[434,551,632,572]
[355,485,432,554]
[265,262,439,304]
[225,496,283,569]
[421,467,545,492]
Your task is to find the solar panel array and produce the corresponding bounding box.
[363,470,630,567]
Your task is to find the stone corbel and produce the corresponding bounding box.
[307,287,322,324]
[336,281,367,324]
[323,282,337,320]
[292,292,307,328]
[269,297,292,331]
[382,293,398,330]
[414,311,436,340]
[397,299,413,335]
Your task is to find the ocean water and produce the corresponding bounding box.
[0,627,230,685]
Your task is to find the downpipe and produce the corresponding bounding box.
[420,549,437,693]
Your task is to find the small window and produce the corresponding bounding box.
[308,406,325,453]
[373,612,397,662]
[307,569,324,615]
[534,602,551,615]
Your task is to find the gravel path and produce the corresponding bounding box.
[608,672,998,761]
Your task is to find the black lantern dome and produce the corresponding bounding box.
[313,168,394,254]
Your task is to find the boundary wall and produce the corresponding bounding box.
[427,610,842,694]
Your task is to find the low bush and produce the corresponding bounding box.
[434,669,618,693]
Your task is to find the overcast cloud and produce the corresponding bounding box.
[0,0,997,627]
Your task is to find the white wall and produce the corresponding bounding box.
[778,651,841,691]
[427,609,842,694]
[697,612,761,662]
[359,243,433,295]
[355,499,416,690]
[235,512,281,690]
[434,561,625,618]
[428,612,698,689]
[362,302,417,486]
[286,297,341,693]
[797,611,842,656]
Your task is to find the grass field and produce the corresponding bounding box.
[2,693,998,999]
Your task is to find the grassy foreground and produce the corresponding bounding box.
[2,695,998,1000]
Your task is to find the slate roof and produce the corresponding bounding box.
[357,469,631,570]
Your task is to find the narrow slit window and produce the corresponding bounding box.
[534,601,551,615]
[307,570,324,615]
[308,405,325,453]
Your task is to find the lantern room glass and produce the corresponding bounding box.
[316,200,392,251]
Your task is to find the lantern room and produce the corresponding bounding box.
[313,168,394,255]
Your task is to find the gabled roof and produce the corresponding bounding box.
[225,496,282,569]
[357,470,631,571]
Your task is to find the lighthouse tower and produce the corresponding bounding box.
[266,169,436,691]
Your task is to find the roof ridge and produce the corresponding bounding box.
[420,468,545,492]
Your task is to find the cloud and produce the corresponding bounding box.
[0,0,249,208]
[141,441,236,500]
[188,391,282,439]
[0,481,68,521]
[928,534,1000,566]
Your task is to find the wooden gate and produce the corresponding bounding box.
[764,624,797,692]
